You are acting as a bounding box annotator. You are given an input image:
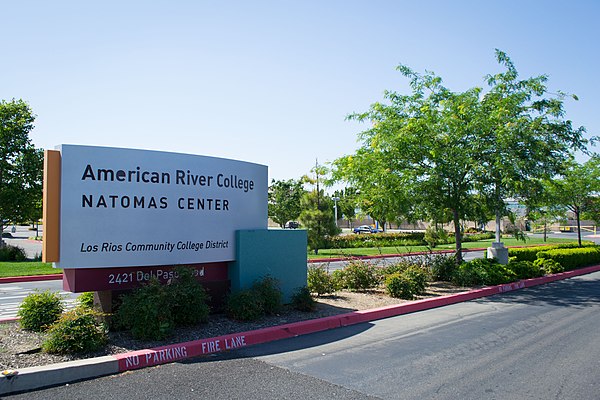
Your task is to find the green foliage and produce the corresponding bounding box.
[42,307,108,355]
[402,265,428,294]
[226,289,264,321]
[268,179,304,228]
[251,276,282,315]
[452,258,516,286]
[424,226,449,248]
[115,279,174,340]
[426,253,458,281]
[77,292,95,309]
[336,260,381,291]
[326,231,426,249]
[169,268,211,326]
[290,286,316,312]
[17,290,64,332]
[461,232,495,242]
[506,260,543,279]
[385,273,415,299]
[115,269,212,339]
[0,245,27,261]
[533,258,564,275]
[299,190,341,254]
[536,246,600,271]
[307,265,336,296]
[508,242,595,262]
[0,99,43,235]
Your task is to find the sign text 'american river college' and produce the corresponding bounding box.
[57,145,268,269]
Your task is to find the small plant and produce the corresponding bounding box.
[226,289,264,321]
[385,273,415,299]
[307,265,336,296]
[426,253,458,282]
[0,245,27,261]
[507,260,543,279]
[424,226,449,248]
[402,265,428,295]
[18,290,64,332]
[252,276,282,315]
[290,286,316,312]
[169,268,211,326]
[42,307,108,354]
[77,292,95,309]
[340,260,381,291]
[452,258,516,287]
[115,279,174,340]
[533,258,564,275]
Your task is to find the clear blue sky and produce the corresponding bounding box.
[3,1,598,183]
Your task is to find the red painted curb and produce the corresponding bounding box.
[0,317,19,324]
[0,274,62,284]
[114,263,600,372]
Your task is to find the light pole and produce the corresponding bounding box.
[332,196,340,227]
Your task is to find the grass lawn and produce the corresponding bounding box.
[0,262,59,278]
[308,236,580,259]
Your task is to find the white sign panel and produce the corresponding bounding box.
[57,145,267,269]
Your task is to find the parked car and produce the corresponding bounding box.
[353,225,381,234]
[284,221,300,229]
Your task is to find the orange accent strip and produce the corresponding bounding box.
[42,150,60,262]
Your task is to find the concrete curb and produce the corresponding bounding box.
[2,263,600,395]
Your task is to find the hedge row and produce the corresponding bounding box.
[508,242,596,262]
[537,247,600,271]
[323,231,494,249]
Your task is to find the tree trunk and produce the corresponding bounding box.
[453,209,463,264]
[576,207,582,247]
[543,220,547,242]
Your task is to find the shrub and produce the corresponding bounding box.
[380,260,413,276]
[424,226,450,248]
[533,258,564,274]
[226,289,264,321]
[536,246,600,271]
[426,254,458,282]
[325,231,426,249]
[77,292,95,309]
[0,245,27,261]
[290,286,316,312]
[331,269,346,291]
[169,268,211,326]
[115,279,174,340]
[18,290,64,332]
[452,258,516,286]
[402,265,428,295]
[506,260,543,279]
[42,307,108,354]
[339,260,381,291]
[385,273,415,299]
[252,276,282,315]
[307,265,336,296]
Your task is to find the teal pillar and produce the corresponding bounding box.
[229,229,307,303]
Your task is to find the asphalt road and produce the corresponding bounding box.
[0,280,79,320]
[7,270,599,399]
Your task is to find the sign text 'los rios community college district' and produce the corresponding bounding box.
[51,145,268,269]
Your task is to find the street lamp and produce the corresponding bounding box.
[332,196,340,227]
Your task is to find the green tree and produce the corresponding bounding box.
[546,157,600,246]
[300,161,340,254]
[477,50,589,249]
[0,99,42,245]
[268,178,304,228]
[299,190,339,254]
[334,68,483,262]
[333,187,358,228]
